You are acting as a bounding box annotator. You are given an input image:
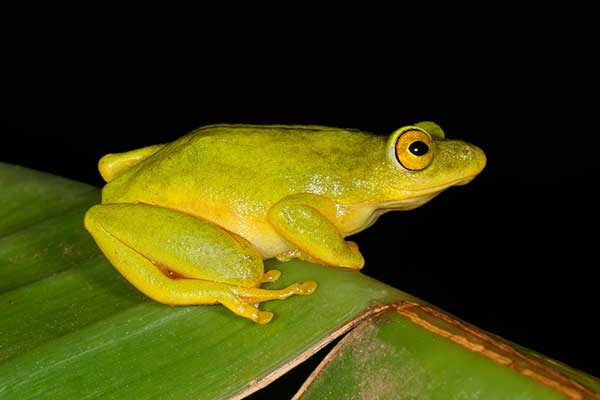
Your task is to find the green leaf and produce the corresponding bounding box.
[1,161,599,399]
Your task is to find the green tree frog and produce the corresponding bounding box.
[85,122,486,324]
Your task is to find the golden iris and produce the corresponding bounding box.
[395,129,434,171]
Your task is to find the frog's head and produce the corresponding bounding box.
[378,121,486,210]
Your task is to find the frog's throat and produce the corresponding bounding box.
[347,175,477,235]
[374,191,441,213]
[380,175,477,211]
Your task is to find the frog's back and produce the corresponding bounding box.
[102,124,385,210]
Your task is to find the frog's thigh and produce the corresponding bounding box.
[268,196,364,269]
[85,203,264,287]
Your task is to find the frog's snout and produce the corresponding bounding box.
[446,141,486,187]
[460,143,486,174]
[471,144,487,173]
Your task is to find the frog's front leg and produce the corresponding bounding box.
[267,194,365,269]
[84,203,316,324]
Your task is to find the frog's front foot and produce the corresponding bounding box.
[276,248,327,265]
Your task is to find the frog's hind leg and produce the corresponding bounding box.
[231,281,317,304]
[84,203,315,324]
[159,279,276,324]
[260,269,281,283]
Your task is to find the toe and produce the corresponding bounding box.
[296,281,318,295]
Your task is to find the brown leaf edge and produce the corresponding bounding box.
[290,302,600,400]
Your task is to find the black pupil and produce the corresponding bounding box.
[409,141,429,156]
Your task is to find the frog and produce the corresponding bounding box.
[84,122,486,324]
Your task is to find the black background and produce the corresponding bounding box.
[2,9,598,396]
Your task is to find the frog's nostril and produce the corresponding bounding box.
[458,146,473,161]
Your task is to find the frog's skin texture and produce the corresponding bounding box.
[84,122,486,324]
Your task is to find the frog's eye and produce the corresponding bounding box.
[395,129,434,171]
